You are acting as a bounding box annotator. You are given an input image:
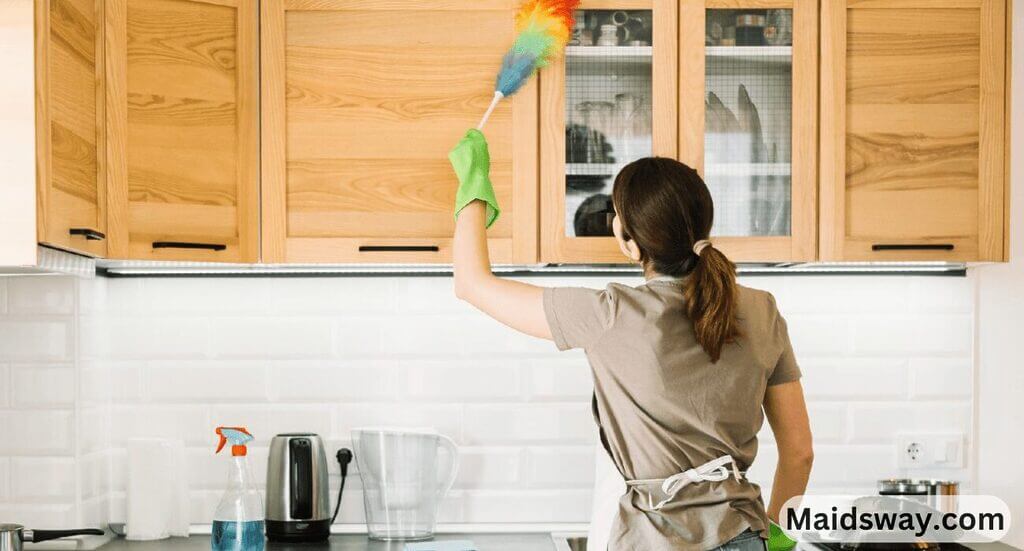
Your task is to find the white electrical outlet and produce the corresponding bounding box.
[897,433,965,469]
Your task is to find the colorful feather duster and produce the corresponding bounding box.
[477,0,580,130]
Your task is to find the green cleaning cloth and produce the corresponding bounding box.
[768,522,798,551]
[449,128,500,228]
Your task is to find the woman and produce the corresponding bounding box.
[450,131,813,551]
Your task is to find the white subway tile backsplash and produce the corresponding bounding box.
[10,364,75,407]
[0,504,75,529]
[0,319,71,361]
[0,410,74,455]
[6,277,75,315]
[10,456,76,500]
[0,273,981,527]
[909,358,973,398]
[211,318,333,359]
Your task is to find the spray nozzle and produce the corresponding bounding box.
[215,426,254,456]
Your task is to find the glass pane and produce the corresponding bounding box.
[564,10,654,238]
[705,9,793,237]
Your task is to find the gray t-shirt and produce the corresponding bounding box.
[543,279,801,551]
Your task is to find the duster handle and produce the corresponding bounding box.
[477,91,505,131]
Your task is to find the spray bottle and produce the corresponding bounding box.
[212,427,264,551]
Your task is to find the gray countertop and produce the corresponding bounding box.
[95,534,556,551]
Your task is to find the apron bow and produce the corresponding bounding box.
[627,454,744,511]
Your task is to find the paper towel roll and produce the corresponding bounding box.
[126,438,190,540]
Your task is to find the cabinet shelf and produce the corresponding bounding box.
[706,46,792,64]
[566,46,653,66]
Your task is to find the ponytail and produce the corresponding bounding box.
[682,243,739,362]
[611,157,740,363]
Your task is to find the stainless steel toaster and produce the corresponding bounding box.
[265,433,332,542]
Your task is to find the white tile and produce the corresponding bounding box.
[333,404,464,443]
[0,319,71,361]
[852,315,973,356]
[0,410,74,454]
[785,315,854,356]
[143,278,269,314]
[453,447,523,490]
[767,277,911,315]
[79,453,112,500]
[334,319,385,357]
[0,278,7,314]
[908,277,975,314]
[80,495,111,527]
[210,318,333,359]
[145,363,268,402]
[6,276,75,315]
[526,356,593,400]
[393,278,476,314]
[265,278,396,313]
[463,403,594,445]
[208,404,333,443]
[810,445,896,487]
[800,359,909,400]
[110,405,210,445]
[76,276,108,315]
[405,361,522,400]
[909,358,973,398]
[384,315,466,355]
[79,407,111,454]
[0,458,9,499]
[523,446,595,488]
[269,361,399,401]
[10,456,76,499]
[0,363,9,407]
[849,402,972,442]
[82,317,210,360]
[0,504,76,528]
[10,364,75,407]
[461,490,592,522]
[806,403,848,443]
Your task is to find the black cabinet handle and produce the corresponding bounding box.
[872,244,955,252]
[152,241,226,251]
[69,228,105,241]
[358,245,440,253]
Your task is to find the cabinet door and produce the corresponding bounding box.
[679,0,818,262]
[261,0,538,264]
[36,0,107,258]
[820,0,1008,261]
[105,0,259,262]
[541,0,678,263]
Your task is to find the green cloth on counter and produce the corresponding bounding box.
[449,128,500,228]
[768,522,798,551]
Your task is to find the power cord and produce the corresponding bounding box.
[331,448,354,525]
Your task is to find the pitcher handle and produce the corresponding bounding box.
[437,434,460,498]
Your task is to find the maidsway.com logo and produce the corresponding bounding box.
[781,495,1012,543]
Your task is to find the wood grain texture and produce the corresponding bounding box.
[263,1,538,263]
[678,0,705,171]
[37,0,107,257]
[789,0,817,260]
[106,0,259,261]
[820,0,1007,262]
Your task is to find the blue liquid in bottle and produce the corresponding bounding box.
[211,520,265,551]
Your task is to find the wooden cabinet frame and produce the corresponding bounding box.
[819,0,1007,262]
[104,0,260,262]
[261,0,539,264]
[680,0,818,262]
[540,0,679,263]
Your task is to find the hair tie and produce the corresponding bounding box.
[692,239,712,256]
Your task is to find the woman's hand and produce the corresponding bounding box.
[764,380,814,524]
[450,131,552,341]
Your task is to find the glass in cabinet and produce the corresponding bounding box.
[680,0,817,261]
[541,0,678,263]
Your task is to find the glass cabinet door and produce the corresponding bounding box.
[680,0,817,261]
[541,0,678,263]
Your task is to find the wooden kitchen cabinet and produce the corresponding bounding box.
[35,0,108,258]
[820,0,1009,262]
[260,0,539,264]
[540,0,817,263]
[104,0,259,262]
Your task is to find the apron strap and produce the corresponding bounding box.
[625,455,744,511]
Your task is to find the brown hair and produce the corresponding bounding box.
[611,157,739,362]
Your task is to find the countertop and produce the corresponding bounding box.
[94,534,557,551]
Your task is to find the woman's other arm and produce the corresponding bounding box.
[764,380,814,524]
[453,200,552,340]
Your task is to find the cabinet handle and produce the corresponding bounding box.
[152,241,227,251]
[358,245,440,253]
[69,228,105,241]
[871,244,955,252]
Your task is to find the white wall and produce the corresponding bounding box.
[0,273,977,528]
[975,1,1024,547]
